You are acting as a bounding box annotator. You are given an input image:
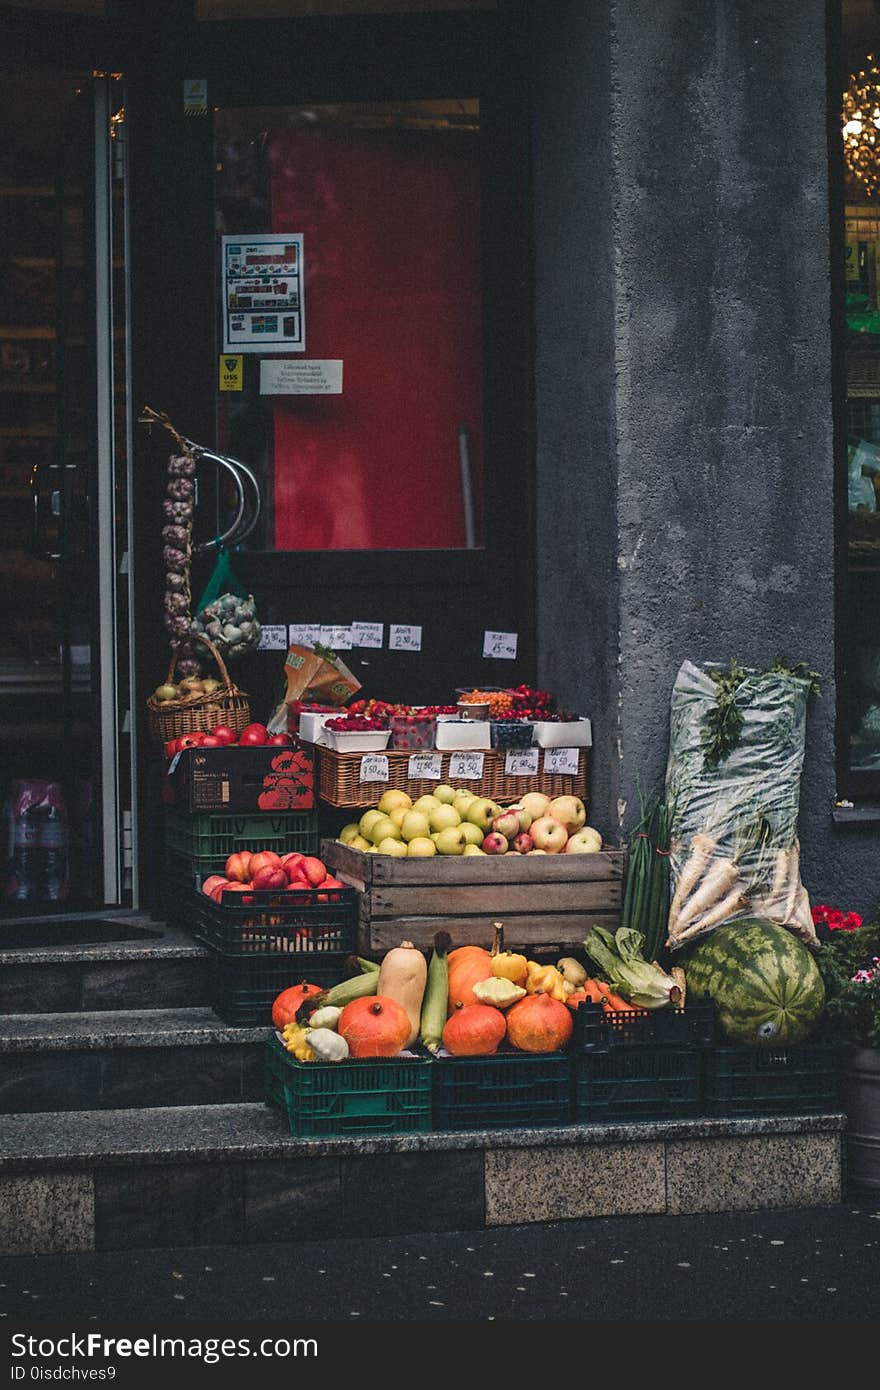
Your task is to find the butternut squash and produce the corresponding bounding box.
[377,941,428,1048]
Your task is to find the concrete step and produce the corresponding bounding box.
[0,915,213,1014]
[0,1007,266,1113]
[0,1103,846,1254]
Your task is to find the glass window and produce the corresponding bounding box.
[213,99,484,552]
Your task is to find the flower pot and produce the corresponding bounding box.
[843,1045,880,1190]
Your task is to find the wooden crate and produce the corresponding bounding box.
[321,838,625,954]
[316,746,589,808]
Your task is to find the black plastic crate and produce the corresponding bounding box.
[208,949,346,1028]
[704,1044,842,1117]
[193,883,358,957]
[264,1037,432,1138]
[572,999,718,1050]
[163,808,318,860]
[572,1045,703,1122]
[431,1049,572,1131]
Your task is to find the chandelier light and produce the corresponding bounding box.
[843,55,880,198]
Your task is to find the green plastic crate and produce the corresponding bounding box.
[431,1049,572,1131]
[704,1044,842,1117]
[573,1045,703,1122]
[209,951,346,1028]
[264,1037,433,1138]
[163,808,319,860]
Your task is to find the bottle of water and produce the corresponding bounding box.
[5,780,70,904]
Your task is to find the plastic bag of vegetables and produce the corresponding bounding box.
[664,659,820,952]
[189,545,261,661]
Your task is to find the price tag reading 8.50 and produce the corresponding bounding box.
[448,751,484,780]
[504,748,539,776]
[543,746,580,776]
[359,754,390,782]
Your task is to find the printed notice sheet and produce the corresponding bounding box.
[222,234,305,353]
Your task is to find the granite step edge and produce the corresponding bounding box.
[0,1007,267,1052]
[0,1102,848,1172]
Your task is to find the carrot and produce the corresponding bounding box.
[596,981,636,1012]
[669,832,716,920]
[565,987,589,1011]
[582,978,608,1004]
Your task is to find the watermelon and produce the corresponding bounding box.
[683,918,825,1046]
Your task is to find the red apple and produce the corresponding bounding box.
[225,851,253,883]
[210,725,238,745]
[238,723,269,746]
[511,831,535,854]
[482,831,509,855]
[492,809,523,841]
[248,850,283,878]
[529,815,568,853]
[546,795,587,836]
[251,863,289,890]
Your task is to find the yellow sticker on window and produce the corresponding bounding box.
[219,355,243,391]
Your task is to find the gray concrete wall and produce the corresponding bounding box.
[532,1,879,916]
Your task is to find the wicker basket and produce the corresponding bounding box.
[316,746,589,808]
[146,635,251,749]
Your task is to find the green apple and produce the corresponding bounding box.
[465,797,504,832]
[338,822,361,843]
[435,825,467,855]
[400,809,431,842]
[428,803,461,832]
[460,821,485,846]
[433,784,456,804]
[452,791,478,816]
[388,805,410,830]
[359,808,384,838]
[412,794,442,815]
[462,843,486,855]
[377,788,412,815]
[377,836,408,857]
[349,834,373,851]
[368,814,400,845]
[406,836,437,857]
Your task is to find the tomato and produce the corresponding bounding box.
[225,851,253,883]
[201,874,228,898]
[267,732,294,746]
[177,732,204,750]
[248,850,283,878]
[200,734,223,747]
[164,738,180,759]
[238,723,269,746]
[210,725,238,745]
[252,864,289,891]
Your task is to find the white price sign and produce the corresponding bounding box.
[482,630,518,659]
[257,624,288,651]
[407,753,442,780]
[288,623,322,646]
[543,746,580,775]
[320,624,353,650]
[504,748,539,777]
[351,621,384,649]
[359,754,390,782]
[389,624,422,652]
[448,751,485,780]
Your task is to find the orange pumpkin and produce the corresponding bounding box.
[447,946,494,1015]
[271,981,325,1030]
[442,1002,507,1056]
[505,991,574,1053]
[337,995,411,1057]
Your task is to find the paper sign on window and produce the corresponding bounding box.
[222,233,305,353]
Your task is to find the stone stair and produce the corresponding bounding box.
[0,912,849,1257]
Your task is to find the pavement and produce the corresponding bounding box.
[1,1190,878,1335]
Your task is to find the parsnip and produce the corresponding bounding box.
[668,832,716,920]
[671,855,741,932]
[671,883,748,943]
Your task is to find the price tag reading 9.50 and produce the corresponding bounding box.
[359,754,390,782]
[407,753,442,780]
[543,746,580,776]
[448,751,485,780]
[504,748,539,777]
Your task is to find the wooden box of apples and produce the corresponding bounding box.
[161,720,315,813]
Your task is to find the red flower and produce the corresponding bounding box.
[812,902,863,932]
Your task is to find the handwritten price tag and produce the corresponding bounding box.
[288,623,321,647]
[449,751,485,780]
[504,748,539,776]
[257,624,288,651]
[320,624,353,650]
[544,746,580,775]
[482,630,518,659]
[408,753,442,780]
[359,754,389,782]
[351,621,384,649]
[389,624,422,652]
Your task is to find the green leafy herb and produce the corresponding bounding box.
[702,659,748,770]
